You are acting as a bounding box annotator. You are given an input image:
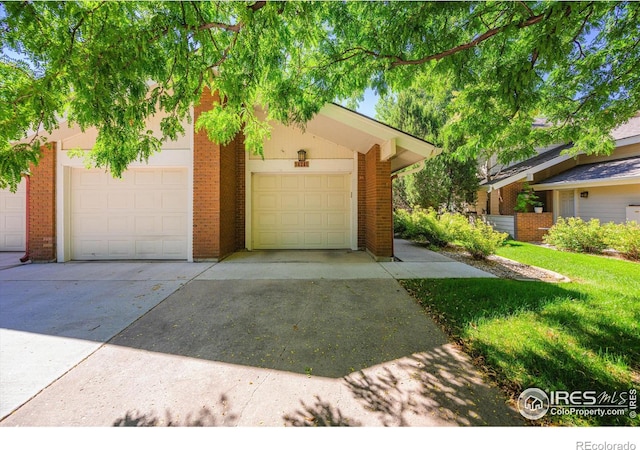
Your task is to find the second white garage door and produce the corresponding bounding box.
[71,168,188,260]
[252,173,351,249]
[0,179,26,252]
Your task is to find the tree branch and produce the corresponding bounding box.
[389,12,546,67]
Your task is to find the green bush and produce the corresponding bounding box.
[543,217,608,253]
[604,221,640,261]
[393,209,412,236]
[410,209,449,247]
[458,218,509,259]
[393,208,506,257]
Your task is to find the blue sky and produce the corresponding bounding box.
[354,88,379,119]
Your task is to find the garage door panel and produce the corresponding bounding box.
[0,181,26,251]
[252,173,351,249]
[135,192,156,209]
[304,213,323,226]
[108,216,130,234]
[71,168,187,260]
[327,212,347,226]
[73,215,110,234]
[75,191,108,209]
[78,171,107,186]
[109,240,132,257]
[161,191,187,210]
[327,175,347,189]
[255,192,278,209]
[327,232,348,246]
[304,193,323,208]
[107,192,132,209]
[280,213,299,226]
[281,193,299,209]
[162,216,186,234]
[304,175,323,189]
[134,170,158,186]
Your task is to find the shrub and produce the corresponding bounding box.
[458,218,509,259]
[411,209,449,247]
[393,209,412,236]
[543,217,608,253]
[438,211,473,243]
[604,221,640,261]
[393,208,507,257]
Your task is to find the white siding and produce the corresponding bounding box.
[577,185,640,224]
[251,119,354,160]
[485,215,515,237]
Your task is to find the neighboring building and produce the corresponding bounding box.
[476,114,640,241]
[0,88,438,262]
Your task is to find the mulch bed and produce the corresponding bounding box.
[438,246,570,282]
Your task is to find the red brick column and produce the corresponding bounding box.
[235,133,246,252]
[515,212,553,242]
[28,143,57,262]
[364,144,393,260]
[218,134,240,258]
[357,153,366,250]
[193,88,244,260]
[193,88,222,260]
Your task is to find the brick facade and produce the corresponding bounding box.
[28,143,57,262]
[501,181,525,215]
[357,153,366,249]
[20,89,397,262]
[193,88,245,260]
[235,133,246,251]
[193,88,221,260]
[515,212,553,242]
[364,144,393,260]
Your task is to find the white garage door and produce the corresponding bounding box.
[252,173,351,249]
[0,179,26,251]
[71,168,188,260]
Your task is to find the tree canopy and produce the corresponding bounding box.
[1,1,639,191]
[378,87,479,212]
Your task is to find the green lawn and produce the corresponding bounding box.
[401,241,639,426]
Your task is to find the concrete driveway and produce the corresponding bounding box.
[0,245,522,426]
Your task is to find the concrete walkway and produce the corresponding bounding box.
[0,245,519,426]
[197,240,494,280]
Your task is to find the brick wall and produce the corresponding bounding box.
[235,133,246,251]
[193,88,222,260]
[515,212,553,242]
[364,144,393,259]
[489,189,500,215]
[502,181,525,215]
[357,153,366,249]
[28,143,57,261]
[193,88,244,260]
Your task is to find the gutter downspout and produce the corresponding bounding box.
[20,175,30,263]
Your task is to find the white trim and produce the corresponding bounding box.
[381,138,397,161]
[55,141,68,262]
[486,153,576,192]
[187,106,194,262]
[245,158,357,251]
[615,134,640,148]
[533,176,640,191]
[56,146,193,262]
[318,103,439,159]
